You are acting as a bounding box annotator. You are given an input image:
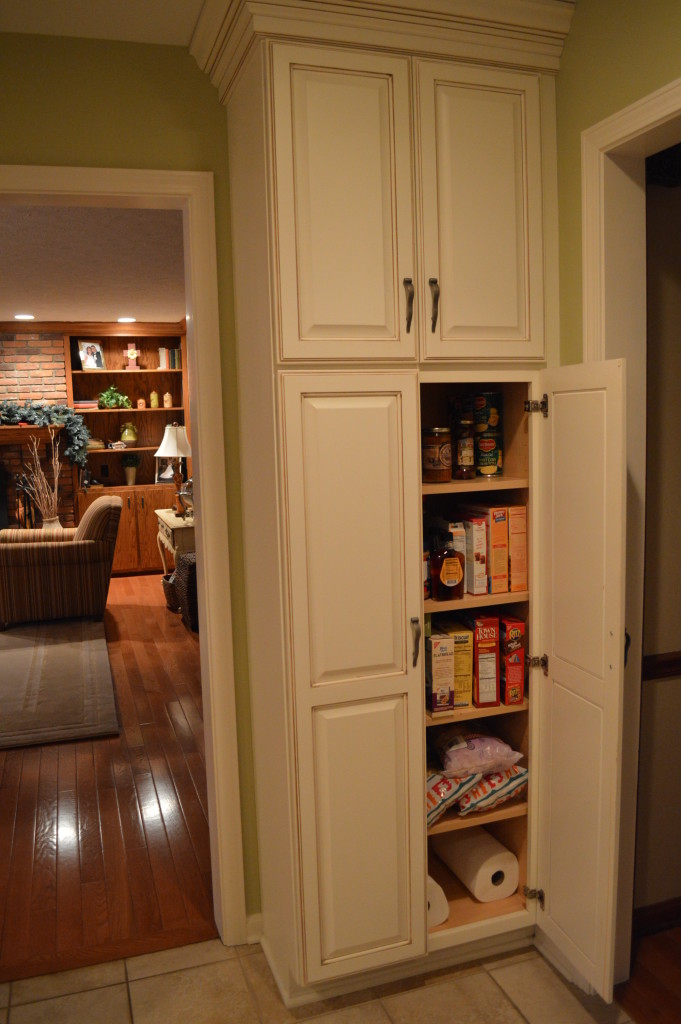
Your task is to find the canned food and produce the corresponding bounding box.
[422,427,452,482]
[476,431,503,476]
[474,392,503,434]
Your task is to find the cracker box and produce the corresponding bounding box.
[425,632,455,713]
[461,514,487,595]
[462,614,500,707]
[459,505,508,594]
[438,619,474,708]
[500,616,526,705]
[507,505,528,593]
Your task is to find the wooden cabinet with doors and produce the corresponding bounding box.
[78,483,175,573]
[226,5,625,1010]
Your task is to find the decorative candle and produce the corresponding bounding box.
[163,392,172,408]
[150,391,159,408]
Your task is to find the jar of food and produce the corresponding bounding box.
[455,409,476,479]
[422,427,452,482]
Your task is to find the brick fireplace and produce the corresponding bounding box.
[0,331,76,528]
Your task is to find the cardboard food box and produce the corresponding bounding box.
[460,505,508,594]
[500,616,526,705]
[425,632,455,713]
[438,618,474,708]
[507,505,528,593]
[461,514,487,595]
[462,614,500,707]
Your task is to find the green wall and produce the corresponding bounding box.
[0,32,260,913]
[557,0,681,363]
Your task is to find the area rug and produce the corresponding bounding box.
[0,619,119,749]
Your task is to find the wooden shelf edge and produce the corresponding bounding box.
[422,476,528,496]
[77,407,184,414]
[427,799,528,836]
[72,369,182,375]
[86,446,160,455]
[426,698,529,728]
[424,591,529,614]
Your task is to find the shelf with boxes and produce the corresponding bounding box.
[421,379,531,938]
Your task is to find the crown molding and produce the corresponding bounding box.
[191,0,575,103]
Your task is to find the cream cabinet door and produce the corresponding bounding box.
[271,44,416,361]
[281,371,425,983]
[417,61,545,361]
[534,360,626,1000]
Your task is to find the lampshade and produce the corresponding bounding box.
[154,422,192,459]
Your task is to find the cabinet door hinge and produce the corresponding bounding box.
[525,654,549,676]
[524,394,548,417]
[523,885,545,910]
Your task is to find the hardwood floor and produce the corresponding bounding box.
[0,574,217,983]
[615,928,681,1024]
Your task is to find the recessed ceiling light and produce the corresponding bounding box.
[14,313,35,320]
[118,317,136,323]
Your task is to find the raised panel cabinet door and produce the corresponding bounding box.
[112,490,140,573]
[271,44,416,361]
[281,371,425,982]
[534,360,626,1001]
[417,61,545,361]
[136,486,176,570]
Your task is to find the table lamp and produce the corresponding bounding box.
[155,422,192,514]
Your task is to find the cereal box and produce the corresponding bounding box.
[425,632,455,713]
[507,505,528,593]
[500,616,526,705]
[460,514,487,595]
[438,619,474,708]
[459,505,508,594]
[462,614,500,708]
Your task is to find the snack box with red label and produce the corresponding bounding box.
[499,616,526,705]
[461,613,500,707]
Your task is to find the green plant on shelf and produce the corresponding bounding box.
[121,452,141,468]
[98,384,131,409]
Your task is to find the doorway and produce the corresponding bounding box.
[582,77,681,985]
[0,165,246,952]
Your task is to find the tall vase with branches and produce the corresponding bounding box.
[17,427,62,528]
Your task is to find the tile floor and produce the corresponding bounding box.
[0,941,632,1024]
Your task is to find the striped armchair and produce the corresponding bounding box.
[0,495,123,629]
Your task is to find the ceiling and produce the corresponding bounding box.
[0,1,204,326]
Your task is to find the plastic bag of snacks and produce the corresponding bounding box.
[426,771,482,826]
[434,726,522,778]
[457,765,528,816]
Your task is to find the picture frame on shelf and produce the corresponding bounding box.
[78,341,106,370]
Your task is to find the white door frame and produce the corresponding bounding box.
[582,75,681,983]
[0,164,247,946]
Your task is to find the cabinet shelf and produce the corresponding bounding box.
[425,698,529,728]
[85,446,161,456]
[77,407,184,414]
[424,591,529,614]
[72,368,182,375]
[427,799,528,837]
[427,854,527,934]
[422,475,529,496]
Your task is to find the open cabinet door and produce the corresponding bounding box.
[534,360,626,1001]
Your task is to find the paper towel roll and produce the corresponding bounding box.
[431,827,519,903]
[427,874,449,927]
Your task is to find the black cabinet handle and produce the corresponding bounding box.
[429,278,440,333]
[403,278,414,333]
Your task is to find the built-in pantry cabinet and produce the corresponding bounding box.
[224,0,624,1009]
